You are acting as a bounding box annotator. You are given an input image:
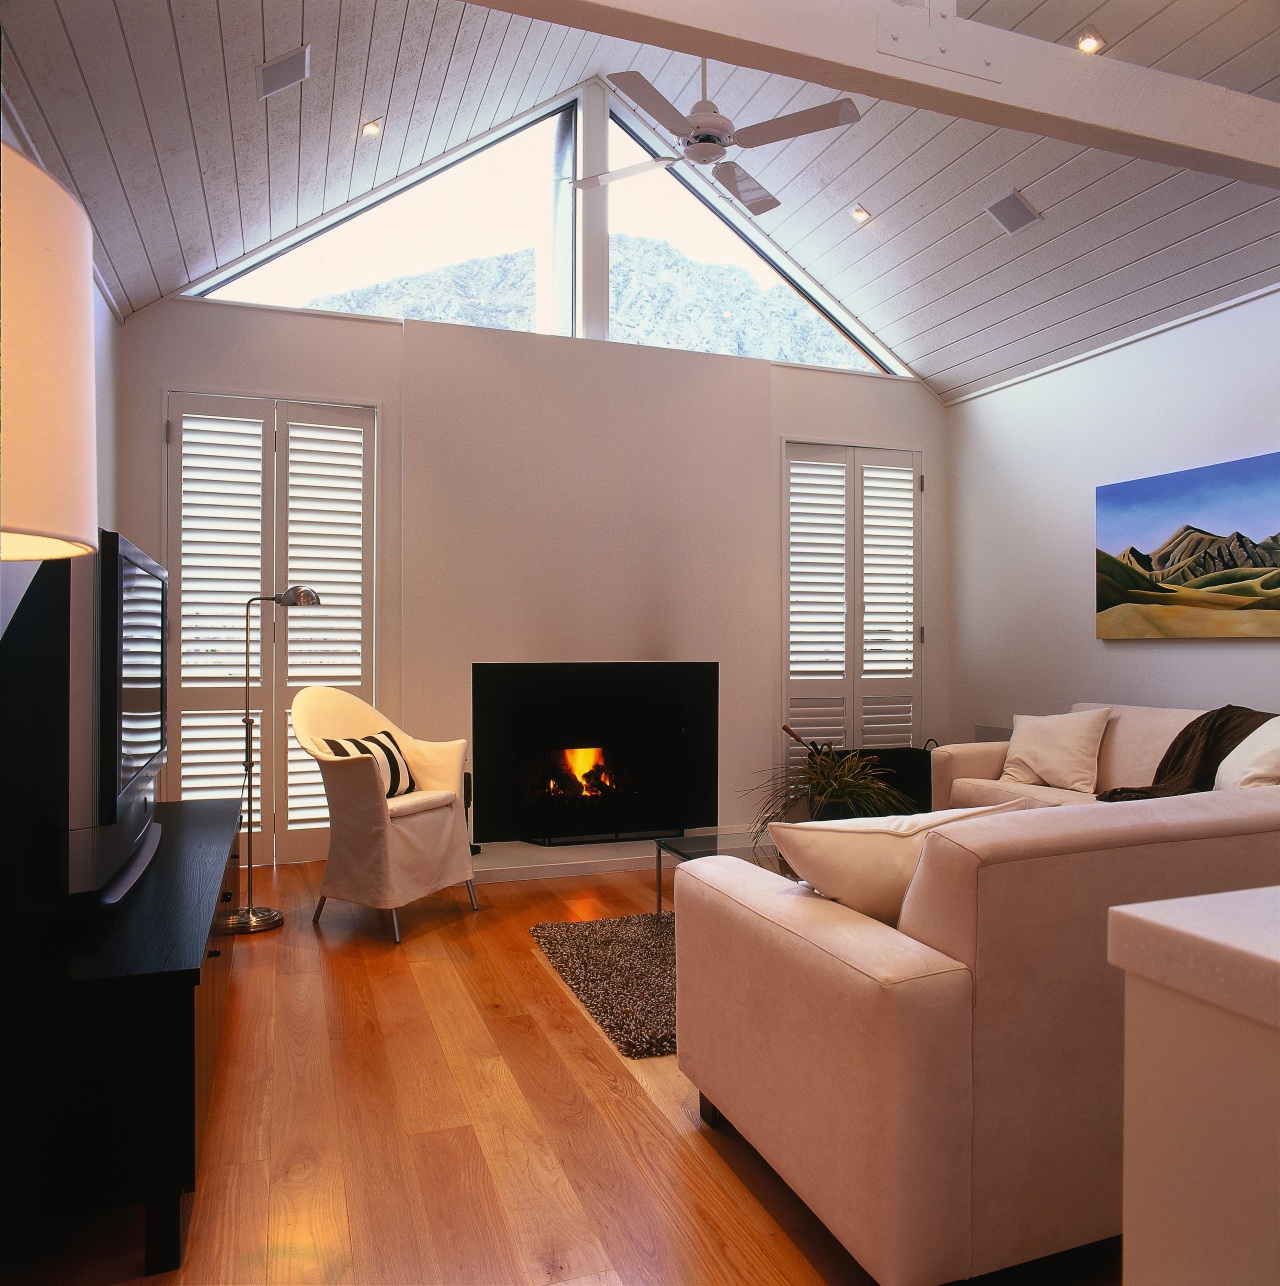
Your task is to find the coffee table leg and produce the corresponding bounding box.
[655,843,663,920]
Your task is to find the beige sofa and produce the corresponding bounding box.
[932,702,1205,809]
[675,774,1280,1285]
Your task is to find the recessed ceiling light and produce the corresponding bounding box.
[362,120,382,138]
[1074,25,1105,54]
[850,204,871,222]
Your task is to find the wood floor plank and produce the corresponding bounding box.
[483,1007,689,1285]
[174,1159,271,1285]
[359,938,473,1136]
[320,937,441,1283]
[266,968,354,1284]
[200,929,277,1167]
[409,1124,533,1286]
[411,955,616,1285]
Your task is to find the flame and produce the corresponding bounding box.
[558,747,613,795]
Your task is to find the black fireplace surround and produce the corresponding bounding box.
[472,662,718,845]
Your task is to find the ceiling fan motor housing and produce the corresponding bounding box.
[680,101,734,164]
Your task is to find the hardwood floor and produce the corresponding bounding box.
[6,863,1121,1286]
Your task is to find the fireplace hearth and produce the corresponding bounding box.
[472,663,718,845]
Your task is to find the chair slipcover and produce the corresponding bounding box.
[291,686,474,910]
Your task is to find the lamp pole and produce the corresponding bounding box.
[222,586,321,934]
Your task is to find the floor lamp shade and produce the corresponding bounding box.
[0,144,98,560]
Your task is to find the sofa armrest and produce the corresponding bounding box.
[932,740,1009,808]
[675,857,973,1286]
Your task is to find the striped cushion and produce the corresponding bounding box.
[322,730,417,798]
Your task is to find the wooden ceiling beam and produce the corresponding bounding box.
[485,0,1280,189]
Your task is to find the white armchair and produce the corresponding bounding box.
[291,686,478,941]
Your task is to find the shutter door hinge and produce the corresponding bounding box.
[920,625,925,643]
[165,419,171,444]
[919,474,925,492]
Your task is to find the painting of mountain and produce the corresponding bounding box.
[1096,452,1280,638]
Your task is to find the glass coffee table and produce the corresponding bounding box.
[653,832,794,919]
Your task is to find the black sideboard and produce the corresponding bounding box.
[0,798,241,1274]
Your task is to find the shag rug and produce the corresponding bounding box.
[531,912,676,1059]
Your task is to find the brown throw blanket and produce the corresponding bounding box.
[1098,704,1275,802]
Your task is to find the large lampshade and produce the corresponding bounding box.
[0,143,98,559]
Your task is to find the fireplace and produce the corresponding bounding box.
[472,662,718,844]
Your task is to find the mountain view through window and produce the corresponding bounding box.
[607,121,877,372]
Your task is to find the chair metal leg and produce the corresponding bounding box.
[389,907,401,943]
[466,879,479,912]
[312,895,327,925]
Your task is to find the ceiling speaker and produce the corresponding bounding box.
[257,46,311,100]
[986,190,1040,235]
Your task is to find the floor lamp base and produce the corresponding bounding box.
[220,906,285,934]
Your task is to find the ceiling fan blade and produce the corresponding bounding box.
[573,157,678,189]
[734,98,860,149]
[713,162,781,215]
[607,71,694,137]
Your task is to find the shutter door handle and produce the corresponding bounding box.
[207,948,222,958]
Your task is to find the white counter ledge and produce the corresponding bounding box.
[1108,884,1280,1286]
[1108,884,1280,1027]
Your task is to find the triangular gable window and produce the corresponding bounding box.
[203,108,574,336]
[607,119,883,373]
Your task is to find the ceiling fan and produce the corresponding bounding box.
[585,60,860,215]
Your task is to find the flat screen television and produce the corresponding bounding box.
[98,530,168,826]
[1,530,168,912]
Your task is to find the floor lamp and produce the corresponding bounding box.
[223,585,322,934]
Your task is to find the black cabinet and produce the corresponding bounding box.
[1,799,241,1274]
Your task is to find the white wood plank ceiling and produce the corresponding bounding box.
[2,0,1277,400]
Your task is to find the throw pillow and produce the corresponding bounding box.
[769,800,1028,925]
[1214,716,1280,790]
[322,730,417,798]
[1000,706,1112,793]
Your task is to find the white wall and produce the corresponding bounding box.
[94,284,119,530]
[946,289,1280,740]
[114,299,946,829]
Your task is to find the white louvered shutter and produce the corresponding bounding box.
[785,447,849,761]
[168,395,275,826]
[167,393,375,865]
[276,403,375,859]
[785,443,921,763]
[857,455,920,747]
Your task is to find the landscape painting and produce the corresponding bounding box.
[1096,452,1280,639]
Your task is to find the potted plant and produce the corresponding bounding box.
[746,726,914,841]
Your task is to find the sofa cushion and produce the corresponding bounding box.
[768,801,1027,925]
[1215,716,1280,790]
[950,778,1096,809]
[1073,702,1204,792]
[1001,707,1111,792]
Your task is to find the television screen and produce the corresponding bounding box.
[118,552,165,795]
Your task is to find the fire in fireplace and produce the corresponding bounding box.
[473,662,718,845]
[546,748,614,797]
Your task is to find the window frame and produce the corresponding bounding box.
[181,79,910,379]
[187,97,581,332]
